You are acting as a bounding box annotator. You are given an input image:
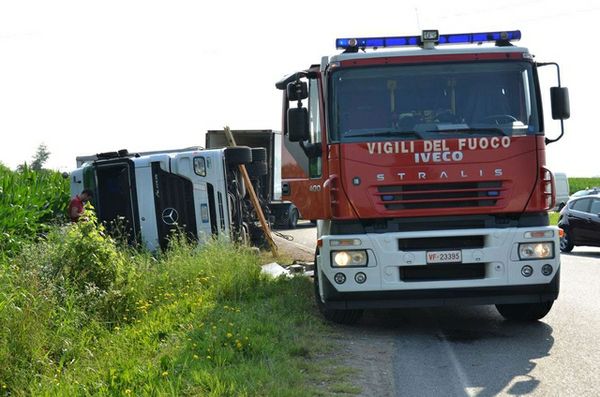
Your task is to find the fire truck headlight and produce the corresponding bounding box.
[332,250,368,267]
[518,242,554,260]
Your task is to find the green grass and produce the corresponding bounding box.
[0,214,356,397]
[549,211,559,225]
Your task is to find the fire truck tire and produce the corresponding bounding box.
[313,250,363,325]
[246,161,268,177]
[225,146,252,166]
[559,230,574,253]
[495,300,554,321]
[287,207,299,229]
[251,148,267,162]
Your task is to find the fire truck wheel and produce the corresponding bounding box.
[559,230,574,252]
[495,300,554,321]
[313,250,363,325]
[225,146,252,165]
[287,207,299,229]
[251,148,267,162]
[246,161,268,177]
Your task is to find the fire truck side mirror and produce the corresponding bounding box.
[550,87,570,120]
[287,107,309,142]
[287,81,308,101]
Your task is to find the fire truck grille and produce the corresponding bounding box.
[376,181,504,210]
[400,263,486,282]
[398,236,485,251]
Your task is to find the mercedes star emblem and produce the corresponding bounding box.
[161,208,179,225]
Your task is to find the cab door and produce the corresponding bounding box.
[282,77,330,221]
[82,164,98,203]
[567,198,591,244]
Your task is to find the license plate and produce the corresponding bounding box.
[426,250,462,264]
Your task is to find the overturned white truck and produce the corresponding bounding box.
[70,146,269,251]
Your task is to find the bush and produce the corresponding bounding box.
[48,210,128,292]
[11,209,136,325]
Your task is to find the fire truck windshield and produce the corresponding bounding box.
[329,61,540,142]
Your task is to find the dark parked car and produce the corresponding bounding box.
[558,194,600,252]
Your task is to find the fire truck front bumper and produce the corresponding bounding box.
[320,271,559,309]
[316,226,560,309]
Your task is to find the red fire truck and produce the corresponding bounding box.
[276,30,570,324]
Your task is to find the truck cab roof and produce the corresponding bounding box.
[328,45,531,64]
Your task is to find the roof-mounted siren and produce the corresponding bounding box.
[421,30,439,49]
[341,38,360,53]
[336,30,521,51]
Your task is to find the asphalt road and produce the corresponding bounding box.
[281,224,600,396]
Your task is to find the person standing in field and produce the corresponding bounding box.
[68,189,93,222]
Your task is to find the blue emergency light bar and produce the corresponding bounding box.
[335,30,521,50]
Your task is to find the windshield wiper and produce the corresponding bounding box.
[430,128,507,136]
[344,129,423,139]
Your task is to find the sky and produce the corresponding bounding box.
[0,0,597,176]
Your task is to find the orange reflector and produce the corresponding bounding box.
[524,230,554,239]
[317,239,323,247]
[558,228,564,238]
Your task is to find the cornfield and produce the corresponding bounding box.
[0,163,70,255]
[568,177,600,195]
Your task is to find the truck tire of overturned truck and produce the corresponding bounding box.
[225,146,253,165]
[246,161,268,177]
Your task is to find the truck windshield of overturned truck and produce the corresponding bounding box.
[329,61,540,142]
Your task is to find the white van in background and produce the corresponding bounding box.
[553,172,570,211]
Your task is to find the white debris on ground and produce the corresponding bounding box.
[261,262,291,278]
[260,261,314,278]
